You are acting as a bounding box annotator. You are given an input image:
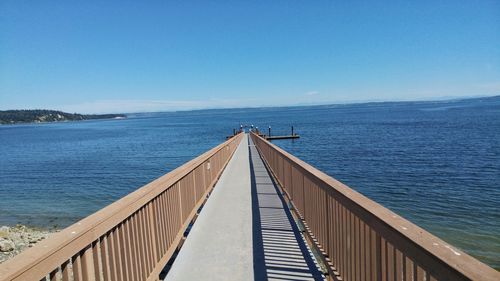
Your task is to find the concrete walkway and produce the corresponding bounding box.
[164,134,323,281]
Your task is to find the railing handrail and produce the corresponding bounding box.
[0,133,244,281]
[251,132,499,281]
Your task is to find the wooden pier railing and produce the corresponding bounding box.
[0,133,243,281]
[251,132,499,281]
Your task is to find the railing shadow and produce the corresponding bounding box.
[249,138,324,281]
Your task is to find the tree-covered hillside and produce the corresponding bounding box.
[0,110,126,124]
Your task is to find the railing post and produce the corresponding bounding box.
[148,202,159,277]
[376,233,382,281]
[91,241,100,281]
[81,244,93,281]
[177,182,183,227]
[72,253,82,281]
[61,260,71,281]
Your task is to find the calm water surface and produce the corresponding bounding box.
[1,97,499,268]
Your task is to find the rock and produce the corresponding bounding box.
[0,240,15,252]
[28,234,40,244]
[0,224,58,264]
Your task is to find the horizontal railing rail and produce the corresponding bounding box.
[251,132,499,281]
[0,133,244,281]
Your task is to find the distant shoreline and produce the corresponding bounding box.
[0,109,126,125]
[1,95,498,118]
[110,94,500,115]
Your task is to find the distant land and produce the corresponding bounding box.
[1,95,498,124]
[126,94,500,116]
[0,110,126,125]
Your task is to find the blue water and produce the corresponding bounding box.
[1,96,499,269]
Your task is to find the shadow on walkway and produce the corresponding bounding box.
[249,137,324,281]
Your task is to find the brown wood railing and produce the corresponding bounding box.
[0,133,243,281]
[251,132,499,281]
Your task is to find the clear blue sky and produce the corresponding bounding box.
[1,1,499,113]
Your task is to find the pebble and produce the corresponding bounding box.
[0,225,57,264]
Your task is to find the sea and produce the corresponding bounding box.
[1,96,499,269]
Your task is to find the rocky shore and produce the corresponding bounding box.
[0,225,59,264]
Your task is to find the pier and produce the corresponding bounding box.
[228,126,300,140]
[0,133,498,281]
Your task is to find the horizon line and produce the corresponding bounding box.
[1,93,498,115]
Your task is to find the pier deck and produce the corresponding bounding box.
[1,132,498,281]
[165,135,323,281]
